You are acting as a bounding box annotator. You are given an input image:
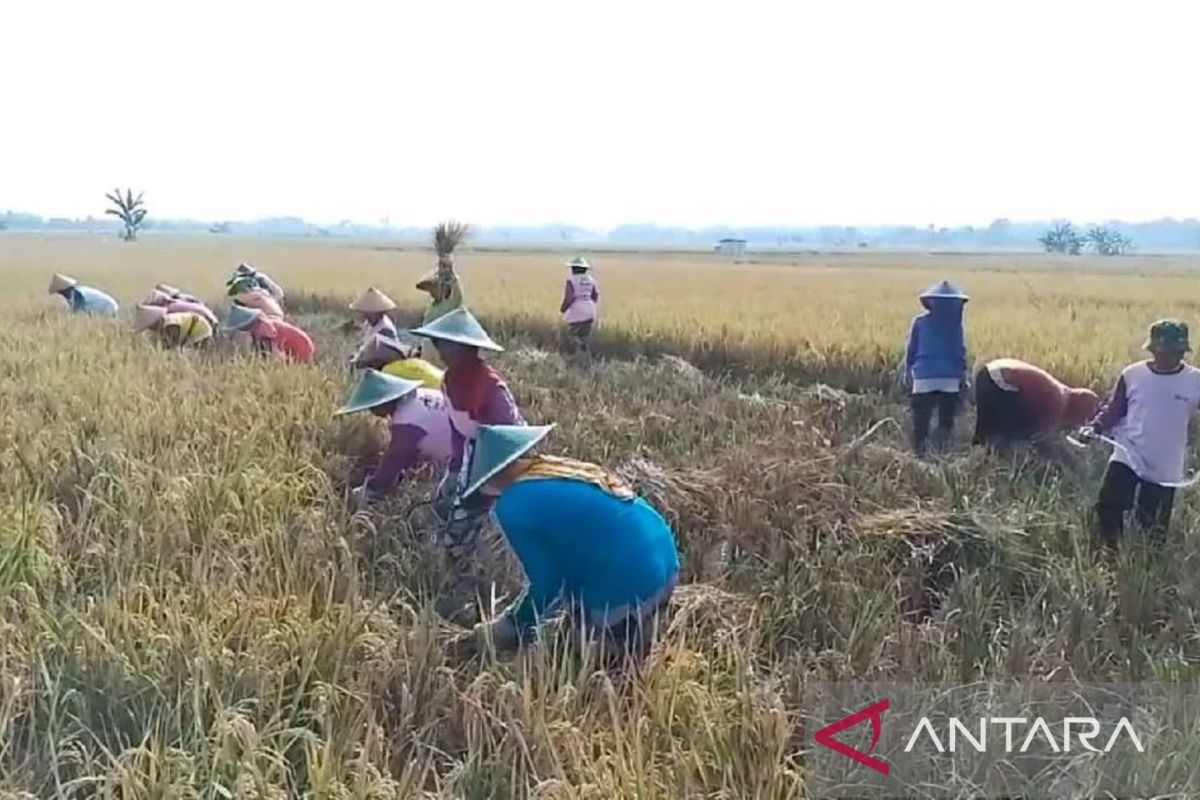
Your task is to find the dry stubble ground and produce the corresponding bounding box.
[3,235,1200,796]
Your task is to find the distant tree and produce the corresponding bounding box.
[0,219,7,232]
[1087,226,1133,256]
[1038,222,1085,255]
[104,188,147,241]
[209,221,231,234]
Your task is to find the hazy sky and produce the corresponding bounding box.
[3,0,1197,229]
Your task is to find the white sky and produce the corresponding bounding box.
[2,0,1197,229]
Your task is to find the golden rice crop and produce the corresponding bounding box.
[4,235,1200,796]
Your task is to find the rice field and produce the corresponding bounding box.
[4,234,1200,797]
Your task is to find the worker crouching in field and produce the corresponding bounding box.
[334,370,452,510]
[349,287,399,346]
[133,304,214,348]
[224,305,315,363]
[227,276,285,319]
[451,424,680,662]
[227,262,285,302]
[48,274,119,316]
[905,280,969,457]
[1080,320,1200,548]
[156,283,203,303]
[410,307,523,564]
[560,256,600,361]
[143,289,218,326]
[973,358,1099,450]
[352,333,444,390]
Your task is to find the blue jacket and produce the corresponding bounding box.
[905,298,967,381]
[494,477,680,636]
[66,286,119,316]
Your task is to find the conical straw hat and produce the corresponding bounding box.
[348,287,397,313]
[566,256,592,270]
[334,370,423,416]
[408,307,503,352]
[143,289,171,305]
[48,273,78,294]
[224,304,263,331]
[462,424,555,498]
[155,283,181,296]
[133,304,167,331]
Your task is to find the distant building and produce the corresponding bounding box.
[714,238,747,256]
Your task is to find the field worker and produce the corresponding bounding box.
[155,283,204,304]
[227,262,285,301]
[410,307,524,559]
[227,276,285,319]
[334,370,452,510]
[904,280,969,457]
[48,274,119,316]
[417,222,467,325]
[1080,320,1200,548]
[451,424,680,661]
[972,358,1100,448]
[143,289,218,326]
[132,304,214,348]
[349,287,399,347]
[353,333,444,390]
[560,256,600,359]
[223,305,315,363]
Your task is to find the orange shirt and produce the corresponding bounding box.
[250,318,315,363]
[986,358,1070,430]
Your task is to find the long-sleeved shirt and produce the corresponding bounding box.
[1091,360,1200,484]
[984,358,1097,431]
[905,298,967,384]
[162,312,214,347]
[495,476,680,637]
[163,300,218,326]
[364,388,453,497]
[64,286,119,315]
[443,357,523,473]
[249,318,315,363]
[360,314,398,348]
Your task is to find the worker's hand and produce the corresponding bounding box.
[432,473,457,520]
[1075,426,1098,443]
[349,485,371,513]
[449,616,518,661]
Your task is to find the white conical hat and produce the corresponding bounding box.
[566,256,592,270]
[348,287,397,313]
[133,304,167,331]
[49,273,78,293]
[143,289,171,305]
[156,283,181,296]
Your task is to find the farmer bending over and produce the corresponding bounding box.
[48,274,119,316]
[904,280,969,457]
[349,287,399,347]
[353,333,444,390]
[973,358,1099,450]
[1080,319,1200,548]
[452,424,680,662]
[133,304,213,348]
[143,288,218,326]
[224,305,315,363]
[227,262,285,301]
[227,275,284,319]
[334,370,452,510]
[410,307,523,563]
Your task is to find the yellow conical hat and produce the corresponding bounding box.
[348,287,397,313]
[48,273,77,293]
[133,304,167,331]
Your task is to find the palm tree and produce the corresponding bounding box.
[105,188,148,241]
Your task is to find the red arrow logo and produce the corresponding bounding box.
[814,698,890,776]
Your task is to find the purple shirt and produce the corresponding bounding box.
[365,424,427,497]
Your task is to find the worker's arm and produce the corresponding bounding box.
[560,281,574,314]
[904,319,920,378]
[497,500,568,639]
[1090,376,1129,434]
[364,423,426,498]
